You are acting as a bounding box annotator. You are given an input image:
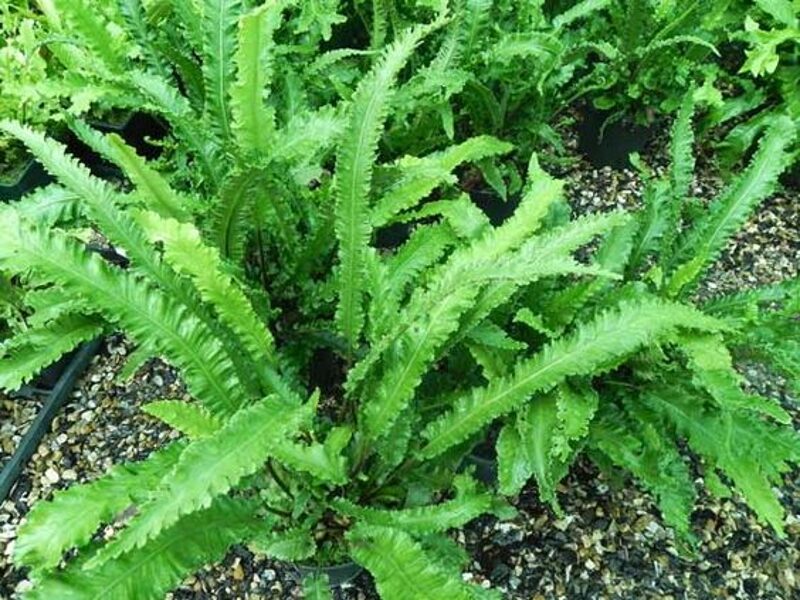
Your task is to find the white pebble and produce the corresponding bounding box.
[44,468,60,484]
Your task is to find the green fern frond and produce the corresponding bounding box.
[129,71,221,184]
[269,433,350,484]
[21,287,87,329]
[497,394,560,502]
[347,163,563,397]
[552,0,612,29]
[25,497,258,600]
[371,136,513,227]
[0,212,247,416]
[677,333,791,423]
[0,121,114,208]
[104,134,189,221]
[627,180,673,274]
[302,573,333,600]
[467,322,526,351]
[54,0,129,73]
[230,2,285,156]
[368,224,456,341]
[552,382,599,463]
[334,23,433,352]
[334,475,496,534]
[407,195,491,240]
[347,525,474,600]
[452,210,629,343]
[34,0,90,69]
[703,277,799,321]
[14,443,186,573]
[361,209,621,443]
[136,210,277,367]
[86,396,306,567]
[646,388,800,536]
[142,401,222,439]
[250,526,316,561]
[360,276,481,441]
[0,122,193,300]
[669,93,697,210]
[418,299,726,459]
[68,119,188,222]
[171,0,205,52]
[0,314,104,392]
[12,185,80,226]
[271,105,344,165]
[667,116,796,296]
[640,35,719,57]
[656,90,695,268]
[550,219,637,329]
[498,382,600,501]
[118,0,174,80]
[591,401,697,541]
[202,0,243,145]
[211,168,269,262]
[638,92,697,269]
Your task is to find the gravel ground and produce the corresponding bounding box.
[1,143,798,599]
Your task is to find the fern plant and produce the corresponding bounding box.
[0,133,617,597]
[0,1,72,178]
[1,4,798,600]
[371,0,619,163]
[3,33,773,595]
[704,2,799,172]
[511,93,800,545]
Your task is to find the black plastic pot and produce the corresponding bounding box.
[460,438,498,486]
[0,158,54,201]
[92,112,167,159]
[470,189,521,226]
[0,338,102,503]
[462,453,497,486]
[374,222,412,250]
[577,106,653,169]
[65,111,167,179]
[781,161,800,191]
[294,561,363,588]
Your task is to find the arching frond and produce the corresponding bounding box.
[0,213,247,416]
[347,525,474,600]
[136,210,277,367]
[142,401,222,439]
[202,0,244,145]
[0,313,104,392]
[14,443,186,573]
[418,299,725,459]
[25,497,259,600]
[667,116,795,296]
[86,396,307,567]
[230,1,285,156]
[334,23,433,352]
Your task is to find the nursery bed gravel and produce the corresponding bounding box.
[1,152,798,599]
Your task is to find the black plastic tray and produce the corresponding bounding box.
[0,159,54,201]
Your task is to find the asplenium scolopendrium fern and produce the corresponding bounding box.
[0,57,761,600]
[507,93,800,544]
[0,11,798,600]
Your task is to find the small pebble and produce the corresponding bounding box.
[43,468,59,484]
